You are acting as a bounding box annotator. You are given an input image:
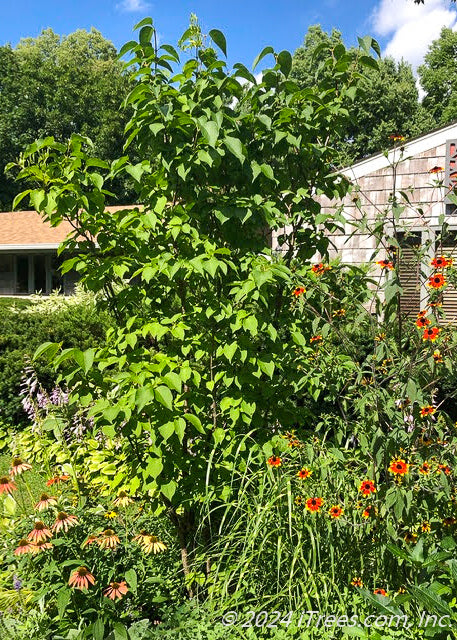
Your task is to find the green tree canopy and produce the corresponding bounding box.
[418,27,457,125]
[291,25,433,165]
[0,28,134,209]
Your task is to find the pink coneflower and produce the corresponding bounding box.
[104,580,129,600]
[113,491,133,508]
[10,458,32,477]
[52,512,78,533]
[14,539,36,556]
[97,529,120,549]
[28,521,52,543]
[0,476,17,495]
[68,567,95,590]
[35,493,58,512]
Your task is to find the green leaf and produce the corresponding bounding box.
[185,413,205,434]
[155,385,173,411]
[253,46,275,70]
[146,457,163,480]
[409,585,453,616]
[113,623,129,640]
[159,422,175,441]
[259,360,275,378]
[136,386,155,412]
[93,618,105,640]
[125,568,137,594]
[198,120,219,147]
[223,136,245,164]
[134,17,153,30]
[139,26,154,46]
[163,371,182,393]
[33,341,60,361]
[209,29,227,56]
[57,589,71,620]
[277,50,292,77]
[161,480,177,501]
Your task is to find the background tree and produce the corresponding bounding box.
[291,25,433,165]
[418,26,457,126]
[0,28,134,209]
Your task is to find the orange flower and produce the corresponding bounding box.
[417,310,427,317]
[293,286,306,297]
[428,300,442,308]
[374,588,388,596]
[421,521,431,533]
[389,134,405,142]
[351,576,363,587]
[10,458,32,477]
[0,476,17,495]
[423,327,441,342]
[419,462,431,475]
[35,493,58,512]
[28,521,52,543]
[83,534,99,547]
[97,529,120,549]
[68,566,95,590]
[310,335,323,343]
[297,468,312,480]
[267,455,282,467]
[427,273,446,289]
[14,539,36,556]
[332,308,346,317]
[416,316,430,328]
[311,263,331,275]
[328,505,344,519]
[376,259,394,270]
[429,166,444,174]
[420,405,436,418]
[438,464,451,476]
[362,505,377,518]
[104,580,129,601]
[431,256,452,268]
[113,491,133,508]
[306,497,323,512]
[359,479,376,495]
[433,350,443,363]
[46,475,70,487]
[52,512,79,533]
[389,458,409,475]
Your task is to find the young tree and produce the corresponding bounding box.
[13,19,377,584]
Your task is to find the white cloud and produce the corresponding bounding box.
[372,0,457,70]
[116,0,150,13]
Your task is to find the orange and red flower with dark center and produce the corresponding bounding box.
[328,505,343,519]
[359,479,376,495]
[438,464,451,475]
[433,350,443,363]
[420,405,436,418]
[416,316,430,328]
[310,335,323,343]
[429,166,445,174]
[427,273,446,289]
[389,134,405,142]
[419,462,431,475]
[297,468,312,480]
[431,255,452,268]
[376,259,394,270]
[293,286,306,297]
[374,588,388,596]
[423,327,441,342]
[306,497,323,512]
[351,577,363,587]
[46,475,70,487]
[267,455,282,467]
[389,458,409,475]
[311,263,331,275]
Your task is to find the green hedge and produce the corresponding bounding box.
[0,295,113,425]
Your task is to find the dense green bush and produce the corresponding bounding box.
[0,291,113,424]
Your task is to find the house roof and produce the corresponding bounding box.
[343,119,457,180]
[0,206,137,250]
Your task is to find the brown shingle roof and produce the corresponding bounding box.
[0,206,137,248]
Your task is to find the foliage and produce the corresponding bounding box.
[0,288,113,425]
[418,27,457,126]
[0,28,134,210]
[291,25,433,165]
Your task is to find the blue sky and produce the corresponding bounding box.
[1,0,457,71]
